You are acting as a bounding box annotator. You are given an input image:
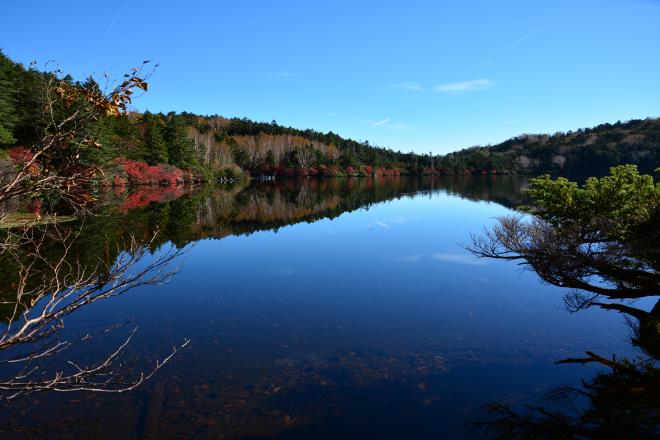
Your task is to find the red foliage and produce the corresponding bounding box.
[8,146,33,163]
[113,175,127,194]
[8,147,40,176]
[119,185,186,213]
[117,158,186,186]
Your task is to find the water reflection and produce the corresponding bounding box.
[1,175,646,439]
[103,175,531,247]
[468,171,659,438]
[0,223,188,403]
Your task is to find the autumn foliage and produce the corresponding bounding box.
[118,185,187,213]
[7,147,39,176]
[117,158,189,186]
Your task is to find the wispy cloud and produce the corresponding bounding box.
[390,81,423,92]
[374,221,391,229]
[476,27,541,70]
[510,27,542,49]
[325,112,337,118]
[434,79,493,93]
[104,0,131,35]
[370,118,412,130]
[432,253,486,266]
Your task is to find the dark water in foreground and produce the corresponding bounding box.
[0,176,639,438]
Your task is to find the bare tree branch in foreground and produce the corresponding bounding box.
[0,223,189,403]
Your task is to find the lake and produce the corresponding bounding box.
[0,176,638,439]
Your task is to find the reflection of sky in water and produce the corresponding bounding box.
[4,182,641,438]
[174,194,622,347]
[97,189,635,384]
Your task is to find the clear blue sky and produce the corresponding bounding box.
[2,0,659,154]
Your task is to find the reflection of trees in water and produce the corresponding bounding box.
[0,175,529,429]
[82,175,530,249]
[476,355,660,438]
[469,166,659,438]
[1,175,530,307]
[0,223,188,403]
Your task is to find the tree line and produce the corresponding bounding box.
[2,49,658,181]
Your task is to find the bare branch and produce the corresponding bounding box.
[0,222,189,404]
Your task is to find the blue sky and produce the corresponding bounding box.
[2,0,659,154]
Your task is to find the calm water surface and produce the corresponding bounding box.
[0,177,637,438]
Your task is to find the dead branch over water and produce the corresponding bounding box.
[0,223,189,403]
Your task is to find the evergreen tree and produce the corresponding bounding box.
[163,112,195,168]
[0,51,17,145]
[12,64,47,147]
[142,112,168,165]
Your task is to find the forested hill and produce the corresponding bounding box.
[1,49,658,182]
[183,115,660,177]
[439,118,660,176]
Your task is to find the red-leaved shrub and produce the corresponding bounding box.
[117,158,186,186]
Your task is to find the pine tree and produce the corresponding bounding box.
[0,51,17,145]
[163,112,195,168]
[12,63,47,147]
[142,112,168,165]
